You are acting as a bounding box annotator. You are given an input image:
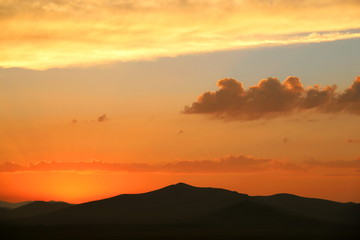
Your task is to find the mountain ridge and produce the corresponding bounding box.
[1,183,359,240]
[0,201,32,210]
[1,183,359,226]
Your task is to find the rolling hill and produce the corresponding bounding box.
[1,183,359,239]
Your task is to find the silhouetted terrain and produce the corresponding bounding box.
[26,183,249,225]
[253,193,360,225]
[6,201,72,219]
[0,201,32,210]
[1,183,359,240]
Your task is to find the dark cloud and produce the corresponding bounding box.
[70,114,110,124]
[337,76,360,114]
[183,76,360,120]
[302,85,336,109]
[97,114,109,123]
[348,138,360,143]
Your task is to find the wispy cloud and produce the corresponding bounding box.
[71,114,110,124]
[177,130,184,136]
[1,155,359,175]
[1,0,360,69]
[97,114,109,123]
[0,156,291,173]
[305,158,360,169]
[183,76,360,120]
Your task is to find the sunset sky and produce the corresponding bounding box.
[1,0,360,204]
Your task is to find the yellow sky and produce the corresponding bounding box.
[1,0,360,69]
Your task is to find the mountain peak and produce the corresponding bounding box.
[158,182,196,191]
[172,182,194,188]
[160,183,245,196]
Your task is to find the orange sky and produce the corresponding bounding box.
[0,0,360,204]
[1,170,359,204]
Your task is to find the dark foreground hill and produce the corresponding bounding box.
[25,182,249,225]
[253,193,360,225]
[0,201,32,210]
[0,201,71,221]
[6,201,72,219]
[0,183,359,240]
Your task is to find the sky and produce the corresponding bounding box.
[0,0,360,204]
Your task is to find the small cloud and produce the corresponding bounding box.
[283,137,288,144]
[348,138,360,143]
[69,115,110,124]
[97,114,109,123]
[177,130,184,135]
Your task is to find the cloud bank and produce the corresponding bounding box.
[183,76,360,120]
[0,156,275,174]
[1,155,359,175]
[1,0,360,69]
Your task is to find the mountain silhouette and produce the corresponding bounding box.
[27,183,248,225]
[1,183,359,239]
[0,207,10,221]
[253,193,360,225]
[4,183,359,226]
[5,201,72,219]
[0,201,32,210]
[199,199,318,227]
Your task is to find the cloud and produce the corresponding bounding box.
[337,76,360,114]
[305,158,360,169]
[183,76,360,120]
[0,155,302,174]
[70,114,109,124]
[348,138,360,143]
[1,0,360,69]
[1,155,359,175]
[161,155,275,173]
[97,114,109,123]
[0,162,25,172]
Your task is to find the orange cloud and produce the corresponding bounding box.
[0,162,25,172]
[337,77,360,114]
[70,114,110,124]
[97,114,109,123]
[306,158,360,169]
[3,155,359,175]
[0,156,292,174]
[1,0,360,69]
[348,138,360,143]
[161,155,274,173]
[183,76,360,120]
